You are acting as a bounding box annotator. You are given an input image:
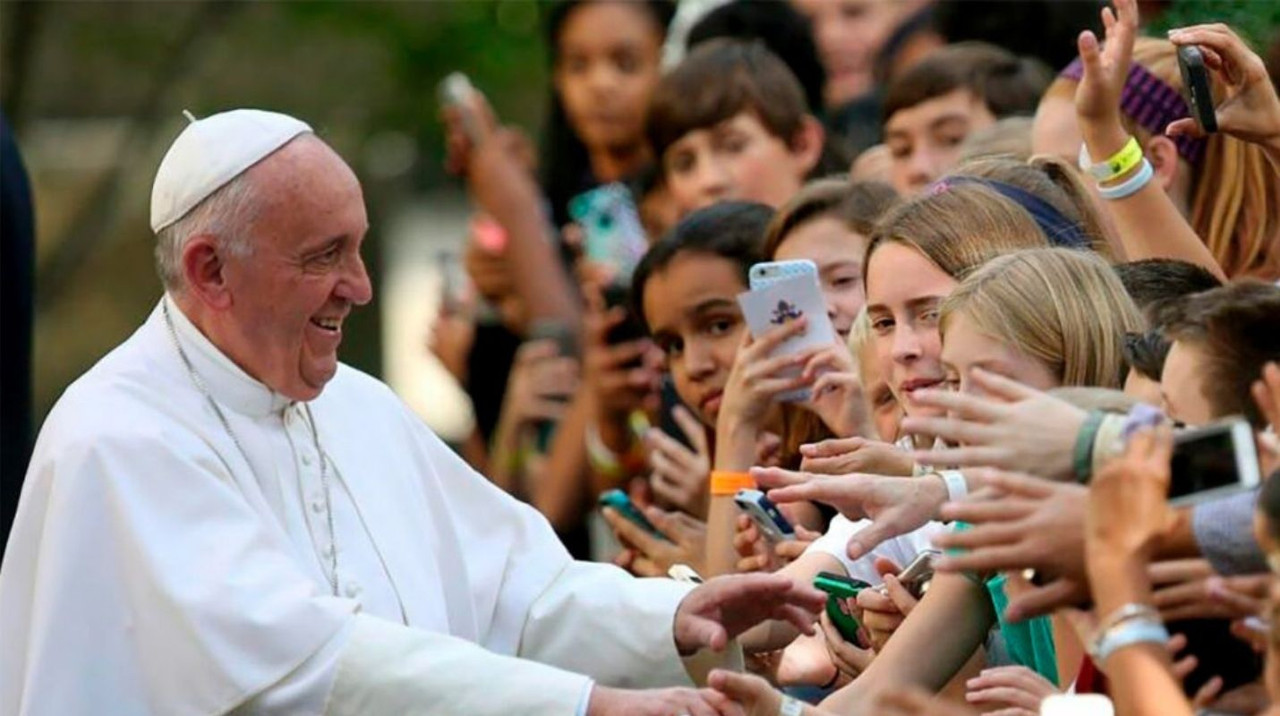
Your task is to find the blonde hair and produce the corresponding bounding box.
[866,182,1050,284]
[1047,386,1140,414]
[954,154,1115,257]
[941,248,1145,389]
[1046,38,1280,278]
[958,116,1034,162]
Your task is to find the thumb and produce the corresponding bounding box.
[847,521,897,561]
[874,557,902,579]
[1166,117,1206,139]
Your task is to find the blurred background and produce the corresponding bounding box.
[2,0,1277,440]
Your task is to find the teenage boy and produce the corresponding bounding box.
[647,39,836,216]
[881,42,1050,194]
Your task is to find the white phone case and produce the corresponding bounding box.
[737,272,838,402]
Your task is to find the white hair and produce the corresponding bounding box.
[154,169,261,291]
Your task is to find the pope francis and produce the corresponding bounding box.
[0,110,825,715]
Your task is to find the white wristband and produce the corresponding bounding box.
[939,470,968,501]
[1097,158,1154,200]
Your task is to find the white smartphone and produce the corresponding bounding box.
[438,71,482,142]
[737,266,838,402]
[734,489,795,543]
[1168,418,1261,506]
[749,259,818,291]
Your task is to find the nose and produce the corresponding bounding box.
[688,156,731,210]
[905,148,939,193]
[338,253,373,306]
[682,339,717,383]
[890,323,922,365]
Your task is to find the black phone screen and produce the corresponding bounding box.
[1169,427,1240,499]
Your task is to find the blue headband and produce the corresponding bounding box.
[932,176,1091,249]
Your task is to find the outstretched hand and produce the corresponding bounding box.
[674,573,826,654]
[754,466,946,560]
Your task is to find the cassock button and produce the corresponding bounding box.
[343,581,362,599]
[310,498,325,514]
[300,452,313,466]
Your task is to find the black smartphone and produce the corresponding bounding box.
[1176,45,1217,134]
[658,377,696,451]
[602,284,647,346]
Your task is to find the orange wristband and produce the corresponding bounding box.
[710,471,756,497]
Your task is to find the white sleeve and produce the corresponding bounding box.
[323,615,592,715]
[235,621,351,715]
[519,560,699,688]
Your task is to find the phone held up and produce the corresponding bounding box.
[598,488,669,542]
[813,572,872,646]
[1176,45,1218,134]
[737,259,838,402]
[734,489,795,543]
[1168,417,1260,506]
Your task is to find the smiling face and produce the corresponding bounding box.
[865,241,956,417]
[216,137,372,400]
[554,1,663,154]
[641,252,749,426]
[773,216,867,340]
[941,310,1060,395]
[663,112,812,215]
[884,88,996,195]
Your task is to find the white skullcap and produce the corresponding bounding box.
[150,108,312,233]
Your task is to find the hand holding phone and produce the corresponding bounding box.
[1176,46,1218,134]
[737,266,839,403]
[599,489,669,541]
[875,549,939,599]
[734,489,795,543]
[1168,418,1260,505]
[814,572,871,645]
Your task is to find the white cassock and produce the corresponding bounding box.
[0,296,701,715]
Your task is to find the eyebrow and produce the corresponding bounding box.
[929,114,972,132]
[905,295,944,310]
[685,297,737,318]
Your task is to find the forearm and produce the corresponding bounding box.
[706,497,741,577]
[820,573,993,712]
[470,160,580,327]
[533,390,592,531]
[741,553,844,652]
[1102,644,1193,716]
[1080,122,1226,280]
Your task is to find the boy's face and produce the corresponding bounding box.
[662,112,814,216]
[642,252,749,426]
[1160,339,1216,427]
[884,88,996,195]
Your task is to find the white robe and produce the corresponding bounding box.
[0,298,695,715]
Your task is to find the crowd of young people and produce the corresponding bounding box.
[437,0,1280,713]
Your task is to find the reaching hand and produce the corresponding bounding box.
[1167,25,1280,147]
[1150,558,1268,622]
[964,666,1058,715]
[819,605,876,679]
[754,467,947,560]
[673,573,826,654]
[933,471,1091,621]
[500,340,579,426]
[903,368,1086,481]
[707,669,834,716]
[647,406,712,516]
[800,437,916,477]
[586,685,734,716]
[733,514,820,573]
[605,505,706,578]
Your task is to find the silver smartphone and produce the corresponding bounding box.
[734,489,795,543]
[1168,418,1261,506]
[438,71,482,142]
[876,549,940,598]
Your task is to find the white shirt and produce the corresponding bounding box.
[807,515,947,585]
[0,297,695,715]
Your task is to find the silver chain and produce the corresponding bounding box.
[162,301,340,597]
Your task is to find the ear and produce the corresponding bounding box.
[1144,135,1182,193]
[789,116,826,179]
[181,235,233,311]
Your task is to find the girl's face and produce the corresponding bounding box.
[554,1,663,154]
[642,252,749,426]
[856,341,903,442]
[865,241,956,417]
[940,311,1060,395]
[774,216,867,340]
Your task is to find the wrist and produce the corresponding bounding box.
[1086,550,1151,613]
[714,418,760,471]
[1081,123,1131,162]
[921,474,950,520]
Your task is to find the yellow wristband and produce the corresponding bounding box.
[710,471,756,496]
[1079,136,1143,183]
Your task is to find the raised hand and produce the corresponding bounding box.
[605,504,706,578]
[647,405,712,516]
[1074,0,1139,152]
